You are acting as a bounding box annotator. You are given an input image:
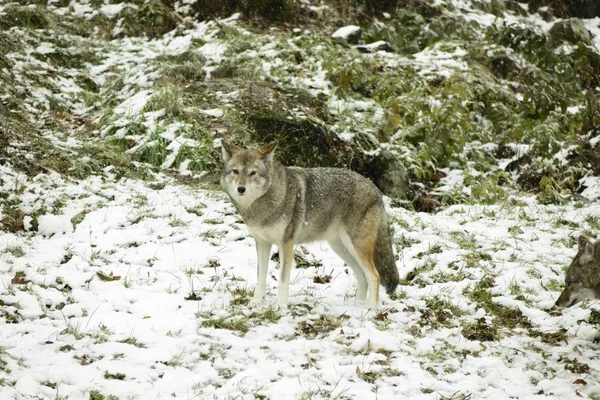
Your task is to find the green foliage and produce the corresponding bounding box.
[0,4,52,30]
[192,0,298,22]
[89,390,105,400]
[589,309,600,326]
[107,0,179,38]
[362,9,474,54]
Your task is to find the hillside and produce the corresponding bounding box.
[0,1,599,399]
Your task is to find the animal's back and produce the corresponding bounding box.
[288,166,398,293]
[287,167,384,241]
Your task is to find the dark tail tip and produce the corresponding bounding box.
[385,280,399,295]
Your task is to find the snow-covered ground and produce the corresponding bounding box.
[1,164,599,399]
[1,0,600,399]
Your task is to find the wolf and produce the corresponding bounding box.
[555,235,600,308]
[220,139,400,309]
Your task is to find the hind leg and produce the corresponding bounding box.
[340,207,381,309]
[328,237,368,300]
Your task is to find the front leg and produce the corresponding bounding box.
[277,240,295,309]
[252,239,272,305]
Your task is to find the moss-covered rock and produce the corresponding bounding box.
[549,19,591,45]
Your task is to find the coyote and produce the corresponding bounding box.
[555,235,600,307]
[220,139,399,309]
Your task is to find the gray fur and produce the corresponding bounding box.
[555,235,600,307]
[220,140,399,308]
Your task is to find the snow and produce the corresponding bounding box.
[199,108,225,118]
[412,45,469,77]
[332,25,361,39]
[2,1,600,399]
[580,176,600,201]
[113,90,154,117]
[1,163,600,399]
[34,44,55,55]
[100,3,129,19]
[37,214,74,237]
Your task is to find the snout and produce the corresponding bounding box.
[555,288,571,308]
[237,186,246,195]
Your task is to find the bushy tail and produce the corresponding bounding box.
[374,213,399,294]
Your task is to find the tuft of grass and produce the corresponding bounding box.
[529,328,568,346]
[559,356,590,374]
[464,277,531,330]
[59,345,75,352]
[419,297,464,329]
[297,315,347,338]
[271,250,323,269]
[461,317,499,341]
[200,316,250,334]
[60,324,85,340]
[249,309,281,324]
[3,245,25,258]
[103,371,126,380]
[119,337,146,348]
[230,287,252,307]
[589,309,600,326]
[89,390,105,400]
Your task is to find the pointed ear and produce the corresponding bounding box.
[258,140,278,163]
[578,235,595,265]
[221,139,237,162]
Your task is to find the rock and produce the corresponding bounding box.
[332,25,362,45]
[549,18,591,45]
[356,41,394,53]
[490,54,520,78]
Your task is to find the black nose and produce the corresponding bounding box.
[237,186,246,194]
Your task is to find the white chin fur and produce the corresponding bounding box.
[572,288,599,304]
[233,192,258,208]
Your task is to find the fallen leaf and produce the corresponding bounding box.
[97,271,121,281]
[11,272,28,285]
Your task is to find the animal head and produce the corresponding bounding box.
[220,139,278,208]
[555,235,600,308]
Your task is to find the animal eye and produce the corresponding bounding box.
[249,171,257,176]
[232,169,239,175]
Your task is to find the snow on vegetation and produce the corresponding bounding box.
[0,0,599,399]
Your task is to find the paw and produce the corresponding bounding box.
[366,297,379,310]
[250,293,265,307]
[276,295,289,311]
